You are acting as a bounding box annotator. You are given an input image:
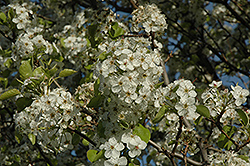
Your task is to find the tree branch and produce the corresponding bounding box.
[148,140,203,166]
[35,143,54,166]
[67,126,97,146]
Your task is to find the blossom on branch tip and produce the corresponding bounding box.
[100,137,125,159]
[231,85,249,106]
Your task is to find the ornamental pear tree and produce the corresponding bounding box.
[0,0,250,166]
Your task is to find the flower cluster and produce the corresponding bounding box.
[208,151,250,166]
[99,131,147,166]
[131,4,168,34]
[10,3,33,29]
[14,88,84,152]
[201,81,249,124]
[162,79,198,120]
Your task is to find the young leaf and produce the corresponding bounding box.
[236,109,249,126]
[19,61,32,80]
[28,133,36,145]
[0,89,21,101]
[59,69,77,77]
[196,105,210,118]
[0,12,6,23]
[15,130,23,144]
[87,149,104,163]
[32,66,44,77]
[133,124,151,143]
[217,125,237,150]
[152,105,167,124]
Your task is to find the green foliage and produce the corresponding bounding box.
[87,149,104,163]
[59,69,77,77]
[218,125,237,150]
[0,12,7,23]
[194,115,203,125]
[236,109,249,126]
[16,97,33,111]
[152,105,167,124]
[15,130,23,144]
[87,94,105,108]
[87,24,100,48]
[28,133,36,145]
[133,124,151,143]
[0,89,21,100]
[19,61,32,80]
[196,105,210,118]
[0,77,8,88]
[109,22,124,39]
[72,133,81,145]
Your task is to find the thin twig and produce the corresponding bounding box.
[148,140,203,166]
[67,126,97,146]
[172,116,183,154]
[35,143,54,166]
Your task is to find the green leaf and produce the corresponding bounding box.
[59,69,77,77]
[0,89,20,100]
[114,26,124,38]
[194,115,203,125]
[133,124,151,143]
[97,121,106,138]
[94,78,100,96]
[129,163,135,166]
[87,95,104,108]
[16,97,33,111]
[19,61,32,80]
[217,125,237,150]
[172,85,179,93]
[60,38,65,48]
[15,130,23,144]
[4,58,13,68]
[84,64,94,70]
[146,155,153,164]
[237,155,249,162]
[87,149,104,163]
[0,12,7,23]
[152,105,167,124]
[132,158,140,165]
[236,109,249,126]
[98,52,109,61]
[8,8,15,20]
[109,22,124,39]
[82,138,89,146]
[88,24,99,48]
[72,133,81,145]
[46,65,58,78]
[196,105,210,118]
[0,77,8,89]
[154,81,164,89]
[32,66,44,77]
[168,140,176,146]
[28,133,36,145]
